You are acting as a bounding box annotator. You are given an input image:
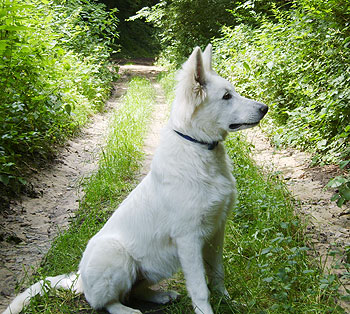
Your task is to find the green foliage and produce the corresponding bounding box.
[131,0,235,65]
[106,0,160,58]
[327,161,350,207]
[224,134,344,313]
[0,0,118,193]
[295,0,350,32]
[132,0,292,66]
[213,4,350,164]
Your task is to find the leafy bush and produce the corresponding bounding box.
[0,0,118,192]
[213,4,350,164]
[132,0,290,66]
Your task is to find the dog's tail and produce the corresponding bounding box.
[3,272,83,314]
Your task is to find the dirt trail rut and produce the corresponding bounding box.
[246,127,350,311]
[0,62,164,311]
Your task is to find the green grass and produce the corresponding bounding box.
[16,73,345,313]
[19,76,155,313]
[220,134,344,313]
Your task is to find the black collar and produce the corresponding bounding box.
[174,130,219,150]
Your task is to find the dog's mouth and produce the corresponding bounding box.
[229,123,259,130]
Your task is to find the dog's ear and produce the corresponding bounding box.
[181,46,206,87]
[171,47,207,128]
[202,44,213,71]
[192,47,206,86]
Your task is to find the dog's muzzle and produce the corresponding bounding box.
[229,104,268,130]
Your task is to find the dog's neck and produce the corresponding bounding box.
[173,130,219,150]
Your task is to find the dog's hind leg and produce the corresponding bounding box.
[106,302,142,314]
[131,280,179,304]
[80,237,139,312]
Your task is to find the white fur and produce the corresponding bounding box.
[3,44,267,314]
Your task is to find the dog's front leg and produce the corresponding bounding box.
[176,235,214,314]
[203,222,229,297]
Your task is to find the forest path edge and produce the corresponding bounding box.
[245,127,350,311]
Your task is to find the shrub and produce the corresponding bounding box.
[0,0,118,193]
[132,0,290,66]
[213,5,350,163]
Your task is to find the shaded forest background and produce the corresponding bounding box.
[0,0,349,204]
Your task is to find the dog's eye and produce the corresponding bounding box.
[223,92,232,100]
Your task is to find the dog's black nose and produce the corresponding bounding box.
[260,104,269,115]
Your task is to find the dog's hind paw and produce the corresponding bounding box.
[154,290,180,304]
[134,288,180,304]
[106,302,142,314]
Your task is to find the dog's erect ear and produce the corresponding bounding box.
[180,46,206,87]
[202,44,213,71]
[192,47,206,86]
[171,46,207,128]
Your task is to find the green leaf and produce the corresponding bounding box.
[0,25,27,31]
[262,277,274,283]
[261,247,271,255]
[340,160,350,169]
[18,177,27,185]
[243,61,250,72]
[337,197,345,207]
[339,186,350,200]
[327,176,347,188]
[266,61,274,69]
[0,40,8,51]
[0,174,10,186]
[331,194,340,202]
[65,104,72,115]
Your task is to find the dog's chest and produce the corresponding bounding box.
[170,148,235,230]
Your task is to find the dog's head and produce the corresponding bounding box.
[170,45,268,143]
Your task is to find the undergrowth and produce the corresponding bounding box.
[212,6,350,165]
[0,0,118,194]
[20,76,155,313]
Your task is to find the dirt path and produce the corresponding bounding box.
[0,62,165,312]
[245,127,350,311]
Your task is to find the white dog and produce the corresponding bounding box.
[4,44,268,314]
